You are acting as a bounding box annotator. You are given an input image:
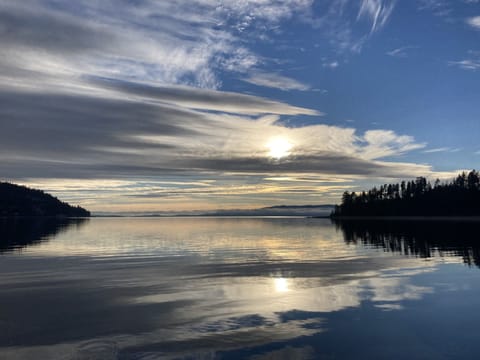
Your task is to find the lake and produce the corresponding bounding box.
[2,217,480,359]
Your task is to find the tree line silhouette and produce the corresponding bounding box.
[0,182,90,217]
[333,219,480,268]
[332,170,480,217]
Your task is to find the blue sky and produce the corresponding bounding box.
[1,0,479,212]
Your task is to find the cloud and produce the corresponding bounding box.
[0,0,398,99]
[308,0,396,53]
[423,147,461,154]
[0,0,448,211]
[423,147,451,153]
[0,0,314,90]
[448,58,480,71]
[0,1,226,88]
[448,49,480,70]
[360,130,426,159]
[322,61,340,69]
[386,46,417,58]
[417,0,452,17]
[466,16,480,29]
[0,78,426,185]
[242,72,311,91]
[89,77,318,115]
[358,0,397,33]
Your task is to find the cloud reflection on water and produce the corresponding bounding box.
[0,217,478,359]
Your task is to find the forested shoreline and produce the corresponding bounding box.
[0,182,90,217]
[331,170,480,217]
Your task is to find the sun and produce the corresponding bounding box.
[267,137,292,159]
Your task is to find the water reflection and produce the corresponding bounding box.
[0,217,89,253]
[1,218,480,359]
[274,277,289,292]
[334,219,480,267]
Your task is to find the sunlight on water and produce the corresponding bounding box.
[1,217,480,359]
[274,277,289,292]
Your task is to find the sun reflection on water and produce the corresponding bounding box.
[274,277,289,292]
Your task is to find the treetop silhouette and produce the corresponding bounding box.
[332,170,480,217]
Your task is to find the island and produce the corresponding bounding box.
[0,182,90,217]
[331,170,480,218]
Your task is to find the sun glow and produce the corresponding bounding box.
[274,277,289,292]
[267,137,293,159]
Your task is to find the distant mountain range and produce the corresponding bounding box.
[205,204,334,217]
[0,182,90,217]
[95,204,334,217]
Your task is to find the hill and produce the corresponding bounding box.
[206,204,334,217]
[331,170,480,218]
[0,182,90,217]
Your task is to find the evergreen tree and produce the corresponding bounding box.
[331,170,480,217]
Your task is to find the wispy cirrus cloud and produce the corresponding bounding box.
[423,147,461,153]
[0,0,399,94]
[423,147,451,153]
[322,60,340,69]
[318,0,397,53]
[448,59,480,70]
[417,0,452,17]
[448,50,480,70]
[242,72,311,91]
[418,0,479,20]
[358,0,397,33]
[0,0,314,90]
[88,77,318,115]
[386,46,417,58]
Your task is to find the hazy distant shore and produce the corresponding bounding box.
[0,215,90,219]
[92,214,315,218]
[92,204,335,218]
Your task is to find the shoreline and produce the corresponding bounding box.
[329,216,480,221]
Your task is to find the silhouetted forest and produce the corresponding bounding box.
[333,219,480,268]
[0,182,90,217]
[331,170,480,217]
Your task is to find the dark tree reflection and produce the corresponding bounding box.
[333,219,480,267]
[0,217,88,253]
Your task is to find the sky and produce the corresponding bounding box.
[1,0,480,212]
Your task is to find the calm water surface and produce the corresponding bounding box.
[1,217,480,359]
